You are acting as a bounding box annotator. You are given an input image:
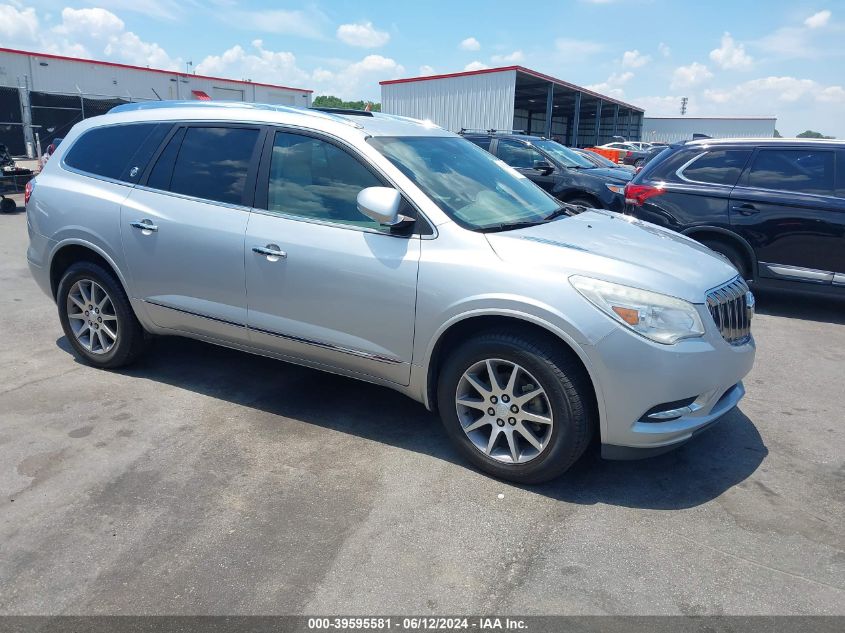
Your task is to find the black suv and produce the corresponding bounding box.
[462,132,631,211]
[625,139,845,293]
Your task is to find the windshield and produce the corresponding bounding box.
[580,150,618,168]
[368,136,561,231]
[532,140,595,169]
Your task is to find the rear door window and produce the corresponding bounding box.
[746,149,835,196]
[679,149,752,186]
[497,140,544,169]
[64,123,170,183]
[150,126,260,206]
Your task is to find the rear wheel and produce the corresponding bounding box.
[0,197,15,213]
[57,262,147,368]
[700,238,750,280]
[437,330,595,484]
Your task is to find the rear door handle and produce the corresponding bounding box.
[732,204,759,216]
[129,219,158,232]
[252,244,287,260]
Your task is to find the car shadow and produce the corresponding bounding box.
[753,287,845,325]
[56,335,767,511]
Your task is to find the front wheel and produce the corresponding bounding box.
[437,330,595,484]
[57,262,147,369]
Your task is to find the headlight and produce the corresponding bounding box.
[605,183,625,194]
[570,276,705,344]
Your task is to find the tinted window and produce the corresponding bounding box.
[497,140,544,169]
[65,123,165,182]
[267,132,383,228]
[169,127,259,205]
[837,151,845,196]
[681,149,751,185]
[747,149,835,195]
[147,127,185,191]
[465,136,491,151]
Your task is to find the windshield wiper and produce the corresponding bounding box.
[477,219,547,233]
[543,205,577,221]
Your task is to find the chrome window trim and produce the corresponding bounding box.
[675,151,735,187]
[247,207,420,238]
[145,300,403,365]
[262,123,439,240]
[132,185,253,213]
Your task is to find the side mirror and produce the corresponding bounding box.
[533,160,555,175]
[357,186,402,225]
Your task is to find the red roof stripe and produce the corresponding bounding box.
[0,47,313,94]
[380,65,643,112]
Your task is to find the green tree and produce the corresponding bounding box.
[796,130,835,139]
[313,95,381,112]
[773,129,782,138]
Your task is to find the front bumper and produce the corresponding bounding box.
[583,315,756,453]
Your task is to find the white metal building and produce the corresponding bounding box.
[642,116,777,143]
[0,47,312,156]
[381,66,645,146]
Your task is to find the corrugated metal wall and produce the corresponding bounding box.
[382,70,516,132]
[642,117,776,143]
[0,51,311,106]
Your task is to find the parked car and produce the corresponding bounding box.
[626,142,655,151]
[461,132,631,211]
[625,138,845,293]
[571,147,635,174]
[597,142,649,167]
[634,145,670,174]
[1,143,34,213]
[27,103,755,483]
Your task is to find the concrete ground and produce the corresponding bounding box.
[1,193,843,615]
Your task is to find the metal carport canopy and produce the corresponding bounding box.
[380,65,645,146]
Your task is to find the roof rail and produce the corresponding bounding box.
[310,107,374,117]
[107,100,364,128]
[458,128,529,135]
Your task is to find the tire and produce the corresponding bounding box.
[57,261,147,369]
[0,197,16,213]
[634,158,644,168]
[437,329,595,484]
[700,238,750,280]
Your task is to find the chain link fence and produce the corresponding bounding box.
[0,86,153,158]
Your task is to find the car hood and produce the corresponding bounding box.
[582,166,632,182]
[485,210,738,303]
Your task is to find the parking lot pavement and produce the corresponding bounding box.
[1,197,843,615]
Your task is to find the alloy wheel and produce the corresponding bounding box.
[66,279,118,355]
[455,358,554,464]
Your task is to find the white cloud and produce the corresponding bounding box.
[804,9,831,28]
[464,61,488,71]
[419,65,436,76]
[490,50,524,64]
[460,37,480,51]
[621,49,650,68]
[554,37,604,59]
[336,21,390,48]
[704,76,845,105]
[586,71,633,97]
[658,42,671,57]
[709,32,753,70]
[312,55,404,100]
[83,0,184,22]
[671,62,713,89]
[224,8,327,39]
[195,40,309,85]
[0,4,39,43]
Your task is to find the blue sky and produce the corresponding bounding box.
[2,0,844,136]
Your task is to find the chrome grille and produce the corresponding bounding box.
[706,277,753,345]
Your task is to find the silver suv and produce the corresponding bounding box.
[26,102,755,483]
